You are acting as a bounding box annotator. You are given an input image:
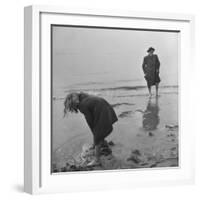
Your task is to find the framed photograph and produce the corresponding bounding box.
[24,5,195,194]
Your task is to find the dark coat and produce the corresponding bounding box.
[142,54,161,87]
[78,93,118,145]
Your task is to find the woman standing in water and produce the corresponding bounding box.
[142,47,161,97]
[63,92,118,166]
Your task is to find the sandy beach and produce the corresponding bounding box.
[52,84,178,172]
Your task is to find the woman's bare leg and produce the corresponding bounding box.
[155,83,159,96]
[148,86,152,97]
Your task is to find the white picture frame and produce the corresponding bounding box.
[24,5,195,194]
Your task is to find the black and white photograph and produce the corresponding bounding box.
[51,25,179,173]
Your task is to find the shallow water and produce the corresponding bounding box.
[52,82,178,171]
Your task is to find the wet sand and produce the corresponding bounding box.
[52,87,178,172]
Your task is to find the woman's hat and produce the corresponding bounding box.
[147,47,155,52]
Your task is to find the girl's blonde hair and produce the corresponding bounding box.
[63,92,79,117]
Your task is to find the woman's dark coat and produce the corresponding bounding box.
[142,54,161,87]
[78,93,118,145]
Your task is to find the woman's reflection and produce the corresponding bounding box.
[143,97,160,131]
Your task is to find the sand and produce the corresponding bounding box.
[52,86,178,172]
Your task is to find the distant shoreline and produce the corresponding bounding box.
[53,85,178,101]
[63,84,178,93]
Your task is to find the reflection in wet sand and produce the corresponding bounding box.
[143,97,160,131]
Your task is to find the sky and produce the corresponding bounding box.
[52,26,179,89]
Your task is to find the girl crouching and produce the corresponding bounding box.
[64,92,118,166]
